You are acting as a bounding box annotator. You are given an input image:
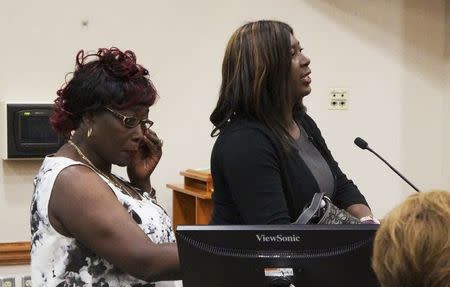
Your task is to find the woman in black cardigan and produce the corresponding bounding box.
[209,20,376,224]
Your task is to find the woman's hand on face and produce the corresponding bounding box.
[127,129,163,189]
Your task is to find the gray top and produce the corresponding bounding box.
[295,124,334,197]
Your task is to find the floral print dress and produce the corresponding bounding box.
[30,156,175,287]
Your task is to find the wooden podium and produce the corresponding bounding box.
[167,169,213,228]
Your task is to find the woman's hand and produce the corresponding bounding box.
[346,204,379,224]
[127,129,163,192]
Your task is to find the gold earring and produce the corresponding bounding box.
[87,127,93,138]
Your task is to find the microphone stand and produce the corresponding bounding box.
[354,137,420,192]
[365,146,420,192]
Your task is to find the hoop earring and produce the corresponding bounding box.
[87,127,93,138]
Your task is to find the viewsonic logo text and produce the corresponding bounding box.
[256,234,301,242]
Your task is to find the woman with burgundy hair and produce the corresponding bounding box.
[30,48,180,286]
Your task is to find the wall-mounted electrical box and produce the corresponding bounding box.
[1,102,64,160]
[329,88,349,110]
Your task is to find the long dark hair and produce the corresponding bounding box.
[210,20,299,148]
[50,47,157,138]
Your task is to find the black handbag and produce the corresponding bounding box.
[294,192,360,224]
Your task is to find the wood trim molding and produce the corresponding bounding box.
[0,242,31,266]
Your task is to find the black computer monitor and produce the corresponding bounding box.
[176,225,380,287]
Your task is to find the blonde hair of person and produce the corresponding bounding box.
[372,190,450,287]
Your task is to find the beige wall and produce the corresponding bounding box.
[444,1,450,189]
[400,0,447,194]
[294,0,449,214]
[0,0,448,248]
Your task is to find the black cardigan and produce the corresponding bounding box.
[209,113,369,224]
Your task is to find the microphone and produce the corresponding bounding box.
[354,137,420,192]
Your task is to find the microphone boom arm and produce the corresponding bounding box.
[366,147,420,192]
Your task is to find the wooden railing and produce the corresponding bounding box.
[0,242,31,265]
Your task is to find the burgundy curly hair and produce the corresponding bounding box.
[50,47,157,138]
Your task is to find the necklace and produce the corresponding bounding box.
[67,140,143,200]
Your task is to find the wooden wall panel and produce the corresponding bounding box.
[0,242,31,265]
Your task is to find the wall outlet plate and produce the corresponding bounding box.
[0,277,15,287]
[21,276,31,287]
[329,88,349,110]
